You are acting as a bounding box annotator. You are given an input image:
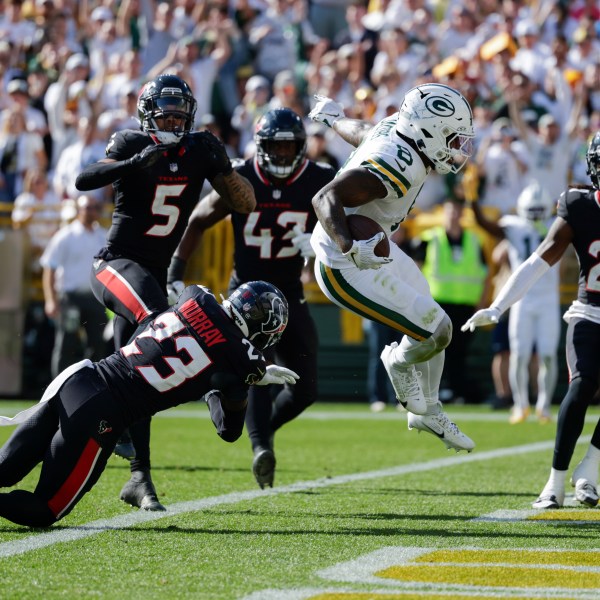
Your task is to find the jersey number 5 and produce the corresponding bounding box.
[145,184,187,237]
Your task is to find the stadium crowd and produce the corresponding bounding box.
[0,0,598,404]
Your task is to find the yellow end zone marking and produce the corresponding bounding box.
[529,510,600,522]
[415,548,600,566]
[314,546,600,598]
[376,565,600,588]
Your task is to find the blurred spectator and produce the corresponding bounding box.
[332,0,378,80]
[87,8,131,80]
[141,1,176,74]
[567,24,600,72]
[510,19,551,86]
[582,62,600,114]
[569,113,599,186]
[249,0,319,82]
[0,0,36,47]
[508,87,584,200]
[0,107,47,201]
[11,167,61,269]
[309,0,348,44]
[100,49,144,113]
[40,194,107,378]
[370,28,420,92]
[44,53,92,169]
[231,74,271,156]
[437,6,479,60]
[1,77,47,136]
[97,81,140,134]
[268,69,307,116]
[148,32,232,127]
[475,117,528,215]
[53,117,108,203]
[305,122,339,170]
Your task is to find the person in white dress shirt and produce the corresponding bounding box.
[40,195,108,377]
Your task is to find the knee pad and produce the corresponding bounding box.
[398,314,453,364]
[432,314,452,351]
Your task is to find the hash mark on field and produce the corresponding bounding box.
[0,438,586,558]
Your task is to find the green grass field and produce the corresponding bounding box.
[0,400,598,599]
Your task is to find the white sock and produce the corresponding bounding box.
[544,468,567,495]
[574,445,600,484]
[416,351,444,415]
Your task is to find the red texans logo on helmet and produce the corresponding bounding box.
[98,420,113,435]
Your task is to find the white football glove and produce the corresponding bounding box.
[290,225,315,259]
[167,280,185,306]
[343,233,392,270]
[308,95,344,128]
[255,365,300,386]
[461,307,501,332]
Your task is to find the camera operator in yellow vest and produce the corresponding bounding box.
[412,196,492,404]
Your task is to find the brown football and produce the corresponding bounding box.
[346,214,390,258]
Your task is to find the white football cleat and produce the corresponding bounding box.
[380,345,426,415]
[571,478,599,508]
[407,410,475,452]
[532,490,564,509]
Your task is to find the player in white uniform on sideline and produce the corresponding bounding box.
[308,83,476,452]
[471,183,560,424]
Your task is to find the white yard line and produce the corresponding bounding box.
[0,437,581,559]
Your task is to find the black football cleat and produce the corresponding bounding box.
[120,469,166,511]
[252,448,276,489]
[113,429,136,461]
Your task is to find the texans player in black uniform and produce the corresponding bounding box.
[0,282,297,527]
[167,108,335,489]
[75,74,256,511]
[463,131,600,509]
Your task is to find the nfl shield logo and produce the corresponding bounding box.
[170,163,178,173]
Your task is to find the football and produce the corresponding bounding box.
[346,214,390,258]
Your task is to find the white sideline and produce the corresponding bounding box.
[0,437,580,559]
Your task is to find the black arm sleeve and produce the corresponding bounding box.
[75,160,137,191]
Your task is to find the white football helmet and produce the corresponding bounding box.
[517,182,554,221]
[397,83,475,175]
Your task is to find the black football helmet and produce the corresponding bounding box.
[138,74,197,144]
[254,108,307,179]
[586,131,600,189]
[223,281,288,350]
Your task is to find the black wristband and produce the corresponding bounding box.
[75,159,137,191]
[167,255,187,283]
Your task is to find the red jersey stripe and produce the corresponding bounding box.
[96,266,153,322]
[48,438,102,518]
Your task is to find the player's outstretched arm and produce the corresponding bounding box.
[462,217,573,332]
[75,144,173,190]
[308,95,372,148]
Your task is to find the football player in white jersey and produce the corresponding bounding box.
[471,183,560,424]
[308,83,476,452]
